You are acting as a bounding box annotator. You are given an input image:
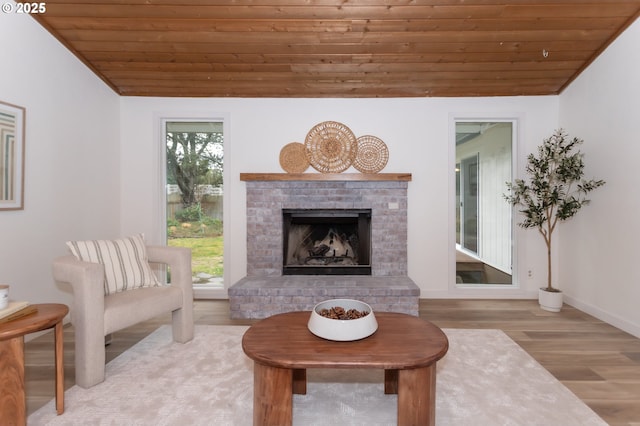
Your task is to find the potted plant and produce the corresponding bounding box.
[504,129,605,312]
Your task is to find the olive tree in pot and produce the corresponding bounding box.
[504,129,605,312]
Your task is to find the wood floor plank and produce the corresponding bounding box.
[546,365,606,381]
[22,299,640,425]
[592,366,640,381]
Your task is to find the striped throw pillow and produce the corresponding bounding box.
[66,234,161,295]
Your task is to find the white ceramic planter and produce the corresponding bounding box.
[307,299,378,341]
[538,288,563,312]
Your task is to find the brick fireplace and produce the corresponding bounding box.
[228,173,419,319]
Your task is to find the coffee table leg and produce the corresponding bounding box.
[384,369,398,394]
[292,368,306,394]
[397,364,437,426]
[253,362,293,426]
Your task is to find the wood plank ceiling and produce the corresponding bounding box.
[26,0,640,98]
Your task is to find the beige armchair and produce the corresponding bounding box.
[52,245,194,388]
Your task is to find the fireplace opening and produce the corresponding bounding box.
[283,209,372,275]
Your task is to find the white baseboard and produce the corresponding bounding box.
[563,295,640,339]
[193,286,228,299]
[420,289,538,299]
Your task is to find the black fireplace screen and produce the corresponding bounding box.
[282,209,371,275]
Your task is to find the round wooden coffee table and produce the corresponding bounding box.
[0,303,68,425]
[242,311,449,426]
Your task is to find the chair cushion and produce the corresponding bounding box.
[103,285,182,335]
[66,234,161,295]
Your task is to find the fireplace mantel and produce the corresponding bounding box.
[240,173,411,182]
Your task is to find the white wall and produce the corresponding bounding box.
[559,18,640,337]
[0,9,120,310]
[119,96,558,299]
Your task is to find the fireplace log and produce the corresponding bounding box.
[304,255,356,265]
[309,244,330,256]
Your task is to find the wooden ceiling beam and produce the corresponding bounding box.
[44,16,628,32]
[67,40,603,54]
[102,69,574,82]
[83,51,591,64]
[92,60,583,73]
[57,29,615,44]
[115,81,563,98]
[37,4,640,20]
[109,76,566,89]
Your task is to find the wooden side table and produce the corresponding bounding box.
[0,303,69,425]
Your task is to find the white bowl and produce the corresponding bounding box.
[307,298,378,341]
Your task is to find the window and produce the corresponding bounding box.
[164,120,224,292]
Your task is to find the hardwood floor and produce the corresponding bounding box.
[24,299,640,425]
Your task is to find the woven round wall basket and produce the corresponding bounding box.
[305,121,357,173]
[279,142,309,173]
[353,135,389,173]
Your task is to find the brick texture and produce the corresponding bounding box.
[245,180,408,277]
[229,179,419,318]
[228,276,420,319]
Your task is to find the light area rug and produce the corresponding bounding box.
[29,325,607,426]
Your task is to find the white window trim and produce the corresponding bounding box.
[448,113,527,297]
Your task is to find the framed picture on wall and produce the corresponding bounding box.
[0,100,26,211]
